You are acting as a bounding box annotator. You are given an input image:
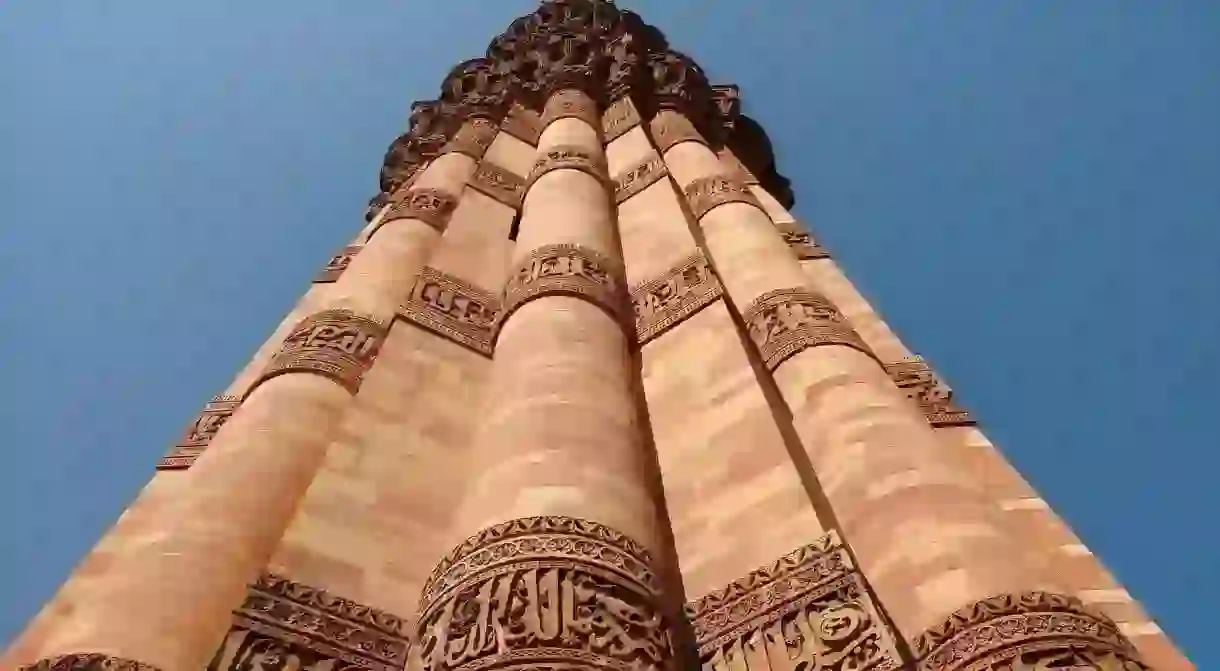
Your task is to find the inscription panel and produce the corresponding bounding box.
[503,104,543,146]
[603,96,642,143]
[20,655,161,671]
[501,243,629,334]
[251,309,387,396]
[157,395,242,470]
[884,356,974,427]
[374,188,459,237]
[541,89,600,130]
[443,119,499,161]
[400,267,501,356]
[526,145,610,193]
[314,245,362,283]
[775,221,829,261]
[648,113,707,154]
[469,161,525,210]
[631,252,722,345]
[683,175,762,221]
[613,154,668,205]
[742,289,874,371]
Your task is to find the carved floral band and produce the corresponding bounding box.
[525,144,611,193]
[374,187,459,238]
[541,88,601,131]
[500,243,630,338]
[683,174,763,221]
[742,288,874,371]
[249,309,388,396]
[157,395,242,470]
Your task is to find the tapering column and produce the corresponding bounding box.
[653,109,1149,670]
[415,89,675,671]
[17,117,493,671]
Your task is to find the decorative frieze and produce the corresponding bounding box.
[613,153,668,205]
[314,244,362,283]
[400,267,500,356]
[441,118,499,161]
[716,148,759,186]
[20,655,160,671]
[375,187,459,237]
[648,112,708,154]
[912,591,1148,671]
[742,288,874,371]
[502,103,543,146]
[469,160,525,209]
[207,573,411,671]
[686,531,901,671]
[416,516,672,671]
[251,309,388,396]
[603,95,642,143]
[501,243,629,334]
[684,174,763,221]
[775,221,829,261]
[541,88,601,130]
[631,252,722,345]
[525,144,610,192]
[157,395,242,470]
[884,356,975,427]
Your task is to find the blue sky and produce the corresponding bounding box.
[1,0,1216,665]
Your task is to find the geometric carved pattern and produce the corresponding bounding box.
[156,395,242,470]
[314,245,362,283]
[416,516,672,671]
[603,96,642,144]
[631,251,722,345]
[525,145,610,193]
[775,221,829,261]
[884,356,975,427]
[375,187,459,237]
[742,288,874,371]
[206,573,411,671]
[683,174,763,221]
[251,309,388,396]
[502,243,629,335]
[541,89,600,130]
[400,267,501,356]
[614,153,668,205]
[19,655,161,671]
[912,591,1148,671]
[503,103,543,146]
[470,160,526,210]
[686,531,902,671]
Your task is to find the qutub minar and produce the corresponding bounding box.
[3,2,1193,670]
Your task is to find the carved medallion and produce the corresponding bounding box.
[774,221,829,261]
[525,144,610,192]
[648,112,707,154]
[631,252,722,345]
[742,288,874,371]
[374,187,459,237]
[503,104,543,146]
[416,516,673,671]
[884,356,974,427]
[501,243,629,335]
[614,153,668,205]
[913,591,1149,671]
[603,96,642,143]
[314,245,362,283]
[687,532,901,671]
[206,573,411,671]
[442,119,500,161]
[20,655,161,671]
[400,267,501,356]
[251,309,388,396]
[683,175,763,221]
[469,160,525,210]
[157,395,242,470]
[541,88,601,130]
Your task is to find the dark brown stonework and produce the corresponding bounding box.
[742,288,874,371]
[631,252,722,346]
[603,96,642,143]
[157,395,242,470]
[416,516,673,671]
[613,153,668,205]
[469,160,526,210]
[525,145,610,193]
[884,356,975,427]
[373,187,458,238]
[683,175,763,221]
[314,245,362,283]
[501,244,629,337]
[250,310,388,396]
[687,531,902,671]
[775,221,830,261]
[20,655,161,671]
[400,267,501,356]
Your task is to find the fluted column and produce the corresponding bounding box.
[414,89,674,671]
[17,119,492,671]
[653,109,1145,669]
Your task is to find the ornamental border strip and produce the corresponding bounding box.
[741,287,876,371]
[313,244,363,283]
[247,309,389,397]
[631,251,723,346]
[399,266,501,357]
[469,159,526,210]
[157,395,242,470]
[613,152,669,205]
[499,242,630,338]
[883,356,976,428]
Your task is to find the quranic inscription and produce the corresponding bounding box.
[686,531,901,671]
[913,591,1149,671]
[603,96,642,143]
[416,516,673,671]
[469,160,525,210]
[631,252,722,345]
[648,112,707,154]
[501,243,629,335]
[742,288,874,371]
[614,153,668,205]
[884,356,975,427]
[683,175,762,221]
[503,103,543,146]
[20,654,161,671]
[157,395,242,470]
[443,118,499,161]
[541,88,601,130]
[775,221,829,261]
[206,572,411,671]
[526,144,610,192]
[375,187,459,237]
[400,267,501,356]
[251,309,387,395]
[314,245,362,283]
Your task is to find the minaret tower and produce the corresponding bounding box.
[4,1,1191,670]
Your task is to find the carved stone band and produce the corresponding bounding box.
[525,144,610,193]
[614,153,668,205]
[157,395,242,470]
[884,356,975,427]
[632,252,722,345]
[686,531,901,671]
[503,104,543,146]
[541,88,601,130]
[441,119,499,161]
[716,148,759,186]
[501,243,630,337]
[400,267,501,357]
[314,244,362,283]
[250,309,388,396]
[648,112,708,154]
[208,572,410,671]
[683,174,763,221]
[374,187,459,237]
[469,160,525,210]
[20,655,161,671]
[742,288,874,371]
[774,221,829,261]
[913,591,1148,671]
[603,96,642,143]
[416,516,672,671]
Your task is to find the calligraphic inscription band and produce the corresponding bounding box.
[19,655,161,671]
[683,175,763,221]
[501,243,629,335]
[631,252,722,345]
[884,357,974,427]
[503,104,543,146]
[913,592,1149,671]
[603,96,642,144]
[400,267,501,356]
[686,531,901,671]
[774,221,829,261]
[314,245,362,283]
[157,395,242,470]
[375,187,459,237]
[525,145,610,193]
[469,161,525,210]
[443,119,499,161]
[416,516,673,671]
[541,89,601,130]
[648,114,708,155]
[614,154,668,205]
[250,309,387,396]
[742,288,874,371]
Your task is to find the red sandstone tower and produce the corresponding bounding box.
[2,2,1192,670]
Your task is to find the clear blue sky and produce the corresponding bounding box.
[1,0,1216,665]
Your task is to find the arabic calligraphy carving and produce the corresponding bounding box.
[501,243,629,335]
[541,89,601,130]
[613,154,668,205]
[648,112,707,155]
[774,221,829,261]
[443,118,499,161]
[503,104,543,146]
[374,187,459,237]
[884,356,975,427]
[526,145,610,193]
[742,288,874,371]
[631,252,722,345]
[19,655,161,671]
[314,245,362,283]
[683,175,763,221]
[470,161,525,210]
[400,267,501,356]
[157,395,242,470]
[603,96,642,144]
[250,309,388,396]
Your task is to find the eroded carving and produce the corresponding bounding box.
[20,655,160,671]
[687,532,901,671]
[541,88,601,130]
[157,395,242,470]
[614,154,668,205]
[417,516,672,671]
[716,148,757,186]
[251,310,387,395]
[631,252,722,345]
[400,267,501,356]
[470,161,525,210]
[603,96,642,143]
[375,187,459,237]
[913,592,1149,671]
[648,112,708,155]
[525,144,610,192]
[503,104,543,146]
[683,175,762,221]
[315,245,362,283]
[885,356,975,427]
[774,221,829,261]
[501,243,629,335]
[742,289,873,371]
[443,119,500,160]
